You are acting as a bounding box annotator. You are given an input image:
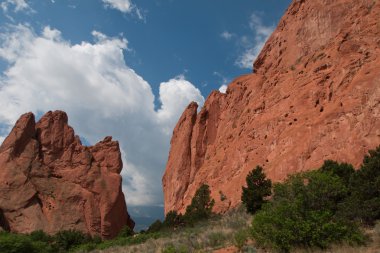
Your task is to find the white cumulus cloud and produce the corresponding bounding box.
[102,0,144,20]
[219,85,227,93]
[1,0,32,13]
[220,31,233,40]
[0,24,204,206]
[157,75,204,134]
[102,0,132,13]
[236,13,274,69]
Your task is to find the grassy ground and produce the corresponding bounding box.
[86,206,254,253]
[84,208,380,253]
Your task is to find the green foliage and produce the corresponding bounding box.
[251,169,366,252]
[206,232,227,248]
[0,231,56,253]
[147,220,163,233]
[233,229,249,250]
[161,244,176,253]
[53,229,91,251]
[184,184,215,224]
[319,160,355,184]
[0,232,35,253]
[252,202,365,252]
[29,230,52,243]
[118,225,134,238]
[241,166,272,214]
[163,210,184,229]
[274,170,348,213]
[161,244,189,253]
[339,146,380,225]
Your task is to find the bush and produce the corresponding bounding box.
[233,229,249,250]
[184,184,215,224]
[319,160,355,184]
[53,229,91,251]
[339,146,380,225]
[252,202,365,252]
[274,170,349,213]
[163,210,184,229]
[29,230,52,243]
[0,231,56,253]
[162,244,189,253]
[0,232,35,253]
[241,166,272,214]
[118,225,134,237]
[206,232,228,248]
[251,170,366,252]
[147,220,163,233]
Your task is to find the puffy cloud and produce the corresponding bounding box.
[102,0,144,20]
[220,31,233,40]
[0,24,204,206]
[235,13,274,69]
[102,0,132,13]
[157,75,204,134]
[1,0,32,13]
[219,85,227,93]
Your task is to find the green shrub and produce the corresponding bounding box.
[163,210,184,229]
[72,242,97,252]
[233,229,249,250]
[273,170,348,213]
[251,202,365,252]
[206,232,227,248]
[161,244,189,253]
[118,225,134,237]
[319,160,355,184]
[147,220,163,233]
[29,230,52,243]
[241,166,272,214]
[0,232,35,253]
[162,244,176,253]
[339,146,380,225]
[251,170,367,252]
[184,184,215,224]
[53,229,91,251]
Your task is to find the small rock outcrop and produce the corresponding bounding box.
[0,111,134,239]
[163,0,380,214]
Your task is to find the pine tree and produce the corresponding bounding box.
[241,166,272,214]
[184,184,215,223]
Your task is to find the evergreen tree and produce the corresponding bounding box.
[241,166,272,214]
[184,184,215,223]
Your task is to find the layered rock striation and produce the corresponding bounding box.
[163,0,380,214]
[0,111,134,239]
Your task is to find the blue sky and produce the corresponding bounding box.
[0,0,291,229]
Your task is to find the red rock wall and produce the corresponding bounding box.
[0,111,134,239]
[163,0,380,214]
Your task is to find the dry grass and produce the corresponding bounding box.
[88,210,380,253]
[90,206,252,253]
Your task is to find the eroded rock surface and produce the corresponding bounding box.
[163,0,380,214]
[0,111,134,239]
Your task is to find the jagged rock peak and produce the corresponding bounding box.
[0,110,134,239]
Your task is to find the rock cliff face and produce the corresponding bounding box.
[163,0,380,214]
[0,111,134,239]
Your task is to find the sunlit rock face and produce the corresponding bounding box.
[163,0,380,214]
[0,110,134,239]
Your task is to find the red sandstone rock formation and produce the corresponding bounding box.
[0,111,134,239]
[163,0,380,214]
